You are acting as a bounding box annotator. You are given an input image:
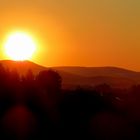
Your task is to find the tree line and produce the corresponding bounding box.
[0,63,140,140]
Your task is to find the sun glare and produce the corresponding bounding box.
[4,32,36,61]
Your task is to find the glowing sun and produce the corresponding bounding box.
[4,32,36,61]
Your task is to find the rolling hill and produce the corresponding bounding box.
[0,60,140,88]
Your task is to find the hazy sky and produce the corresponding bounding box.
[0,0,140,70]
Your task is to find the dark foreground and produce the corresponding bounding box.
[0,64,140,140]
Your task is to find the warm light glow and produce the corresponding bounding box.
[4,32,36,61]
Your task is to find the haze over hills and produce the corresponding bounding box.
[0,60,140,88]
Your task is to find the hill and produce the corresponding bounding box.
[0,60,140,88]
[0,60,46,75]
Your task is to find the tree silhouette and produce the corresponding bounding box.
[26,69,35,82]
[22,69,35,90]
[36,69,62,94]
[35,69,62,126]
[0,64,7,87]
[0,64,11,96]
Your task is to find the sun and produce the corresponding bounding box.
[4,32,36,61]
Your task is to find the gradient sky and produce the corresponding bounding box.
[0,0,140,70]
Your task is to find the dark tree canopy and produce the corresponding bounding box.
[36,69,62,93]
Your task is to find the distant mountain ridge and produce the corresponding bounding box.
[0,60,140,88]
[0,60,46,75]
[53,66,139,78]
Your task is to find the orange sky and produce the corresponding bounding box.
[0,0,140,71]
